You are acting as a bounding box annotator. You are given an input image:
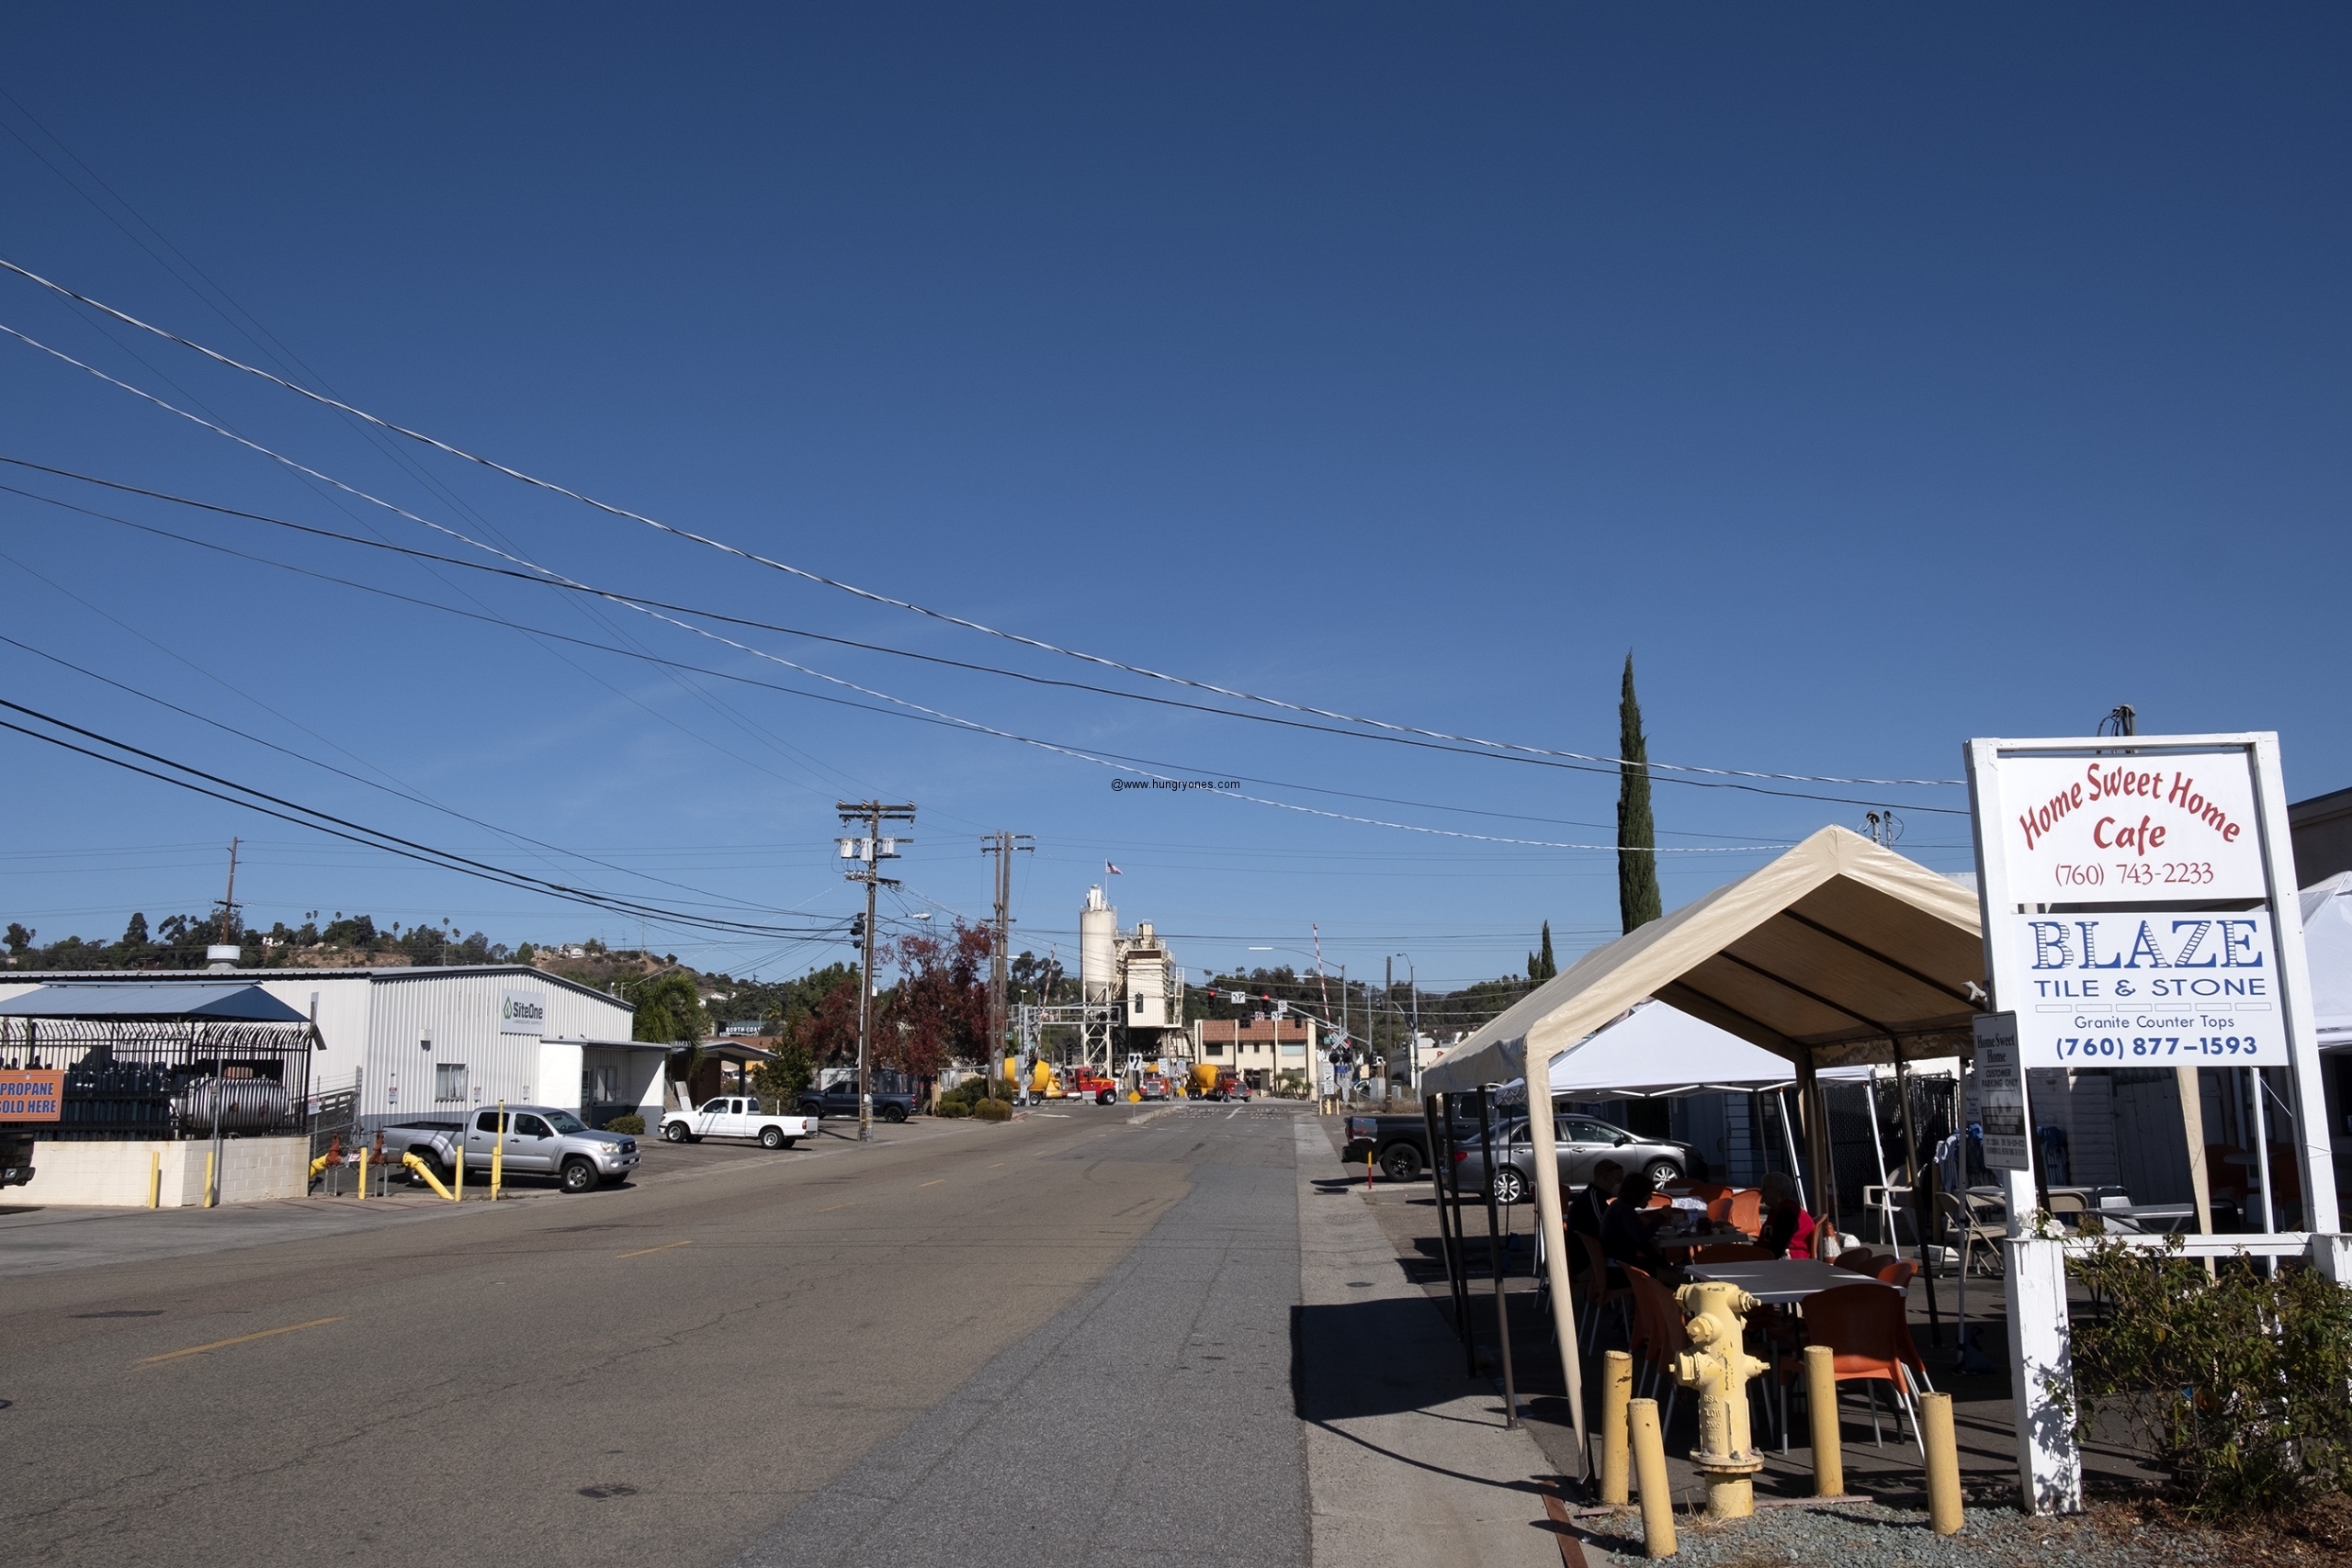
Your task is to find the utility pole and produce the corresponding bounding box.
[837,801,915,1144]
[981,833,1035,1099]
[211,838,242,954]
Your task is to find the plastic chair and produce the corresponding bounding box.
[1690,1242,1770,1264]
[1874,1259,1917,1292]
[1787,1283,1925,1450]
[1834,1249,1883,1275]
[1678,1181,1732,1203]
[1577,1231,1634,1353]
[1726,1189,1763,1237]
[1623,1266,1690,1429]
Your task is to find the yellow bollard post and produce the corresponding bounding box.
[1628,1397,1677,1559]
[492,1100,504,1201]
[453,1134,463,1201]
[1804,1345,1843,1496]
[1920,1391,1963,1535]
[356,1145,368,1201]
[203,1150,217,1209]
[148,1148,160,1210]
[1600,1349,1634,1505]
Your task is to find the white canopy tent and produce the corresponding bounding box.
[1502,998,1877,1100]
[1419,826,1987,1471]
[2301,871,2352,1051]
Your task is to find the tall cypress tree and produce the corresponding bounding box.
[1616,654,1663,932]
[1538,920,1557,979]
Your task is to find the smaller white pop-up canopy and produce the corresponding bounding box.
[2301,871,2352,1051]
[1531,998,1874,1100]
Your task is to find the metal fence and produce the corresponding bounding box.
[0,1017,316,1141]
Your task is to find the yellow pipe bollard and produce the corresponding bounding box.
[356,1145,368,1201]
[203,1150,217,1209]
[1805,1344,1844,1497]
[148,1148,160,1210]
[401,1152,455,1201]
[453,1134,463,1201]
[1920,1391,1963,1534]
[492,1100,504,1201]
[1673,1280,1766,1518]
[1628,1397,1677,1558]
[1600,1349,1634,1505]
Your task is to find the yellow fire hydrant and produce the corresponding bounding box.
[1673,1280,1769,1518]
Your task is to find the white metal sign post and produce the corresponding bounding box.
[1965,731,2337,1516]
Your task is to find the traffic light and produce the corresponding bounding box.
[848,914,865,943]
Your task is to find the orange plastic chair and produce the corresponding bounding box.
[1577,1231,1634,1353]
[1874,1259,1917,1291]
[1644,1191,1673,1210]
[1835,1249,1883,1275]
[1691,1242,1770,1264]
[1727,1189,1764,1237]
[1679,1181,1732,1204]
[1622,1266,1690,1423]
[1788,1283,1923,1450]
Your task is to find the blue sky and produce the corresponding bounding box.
[1,6,2345,994]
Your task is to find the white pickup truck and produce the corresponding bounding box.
[662,1096,818,1149]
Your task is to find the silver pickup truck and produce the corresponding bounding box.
[384,1105,639,1193]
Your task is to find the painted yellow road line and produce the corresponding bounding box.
[138,1316,343,1366]
[919,1179,944,1188]
[616,1239,692,1259]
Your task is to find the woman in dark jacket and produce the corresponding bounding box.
[1600,1172,1670,1276]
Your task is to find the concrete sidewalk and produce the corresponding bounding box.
[1293,1122,1562,1568]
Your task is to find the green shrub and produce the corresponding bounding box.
[972,1096,1012,1122]
[603,1114,645,1134]
[935,1100,971,1119]
[2066,1236,2352,1519]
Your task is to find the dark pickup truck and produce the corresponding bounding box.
[796,1081,917,1124]
[1342,1111,1485,1183]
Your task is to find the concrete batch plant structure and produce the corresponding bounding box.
[1048,886,1190,1077]
[0,964,653,1133]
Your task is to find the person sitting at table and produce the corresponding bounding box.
[1566,1158,1623,1275]
[1758,1171,1816,1260]
[1601,1172,1673,1277]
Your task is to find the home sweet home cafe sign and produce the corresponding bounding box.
[1967,735,2308,1070]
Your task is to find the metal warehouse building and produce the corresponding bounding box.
[0,964,655,1131]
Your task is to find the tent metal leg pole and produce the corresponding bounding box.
[1865,1076,1896,1245]
[1778,1087,1809,1216]
[1524,1052,1590,1477]
[1894,1047,1942,1345]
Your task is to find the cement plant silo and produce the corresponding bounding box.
[1080,886,1118,1007]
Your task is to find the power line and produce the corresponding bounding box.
[0,458,1967,819]
[0,694,846,940]
[1,485,1880,848]
[0,255,1966,793]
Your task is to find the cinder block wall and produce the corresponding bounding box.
[19,1137,310,1207]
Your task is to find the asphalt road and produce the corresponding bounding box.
[0,1105,1317,1568]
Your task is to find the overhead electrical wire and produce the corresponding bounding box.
[0,255,1966,792]
[2,479,1887,848]
[0,694,846,941]
[0,456,1965,819]
[0,625,801,919]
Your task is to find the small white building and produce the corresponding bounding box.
[0,965,657,1129]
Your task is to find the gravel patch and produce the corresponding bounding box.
[1570,1497,2298,1567]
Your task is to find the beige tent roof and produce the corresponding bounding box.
[1422,826,1984,1092]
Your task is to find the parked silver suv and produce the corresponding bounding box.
[383,1104,640,1193]
[1450,1114,1700,1205]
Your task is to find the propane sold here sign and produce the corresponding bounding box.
[1966,734,2315,1071]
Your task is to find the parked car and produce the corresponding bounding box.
[383,1106,640,1193]
[797,1081,916,1123]
[1450,1114,1703,1204]
[661,1097,818,1148]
